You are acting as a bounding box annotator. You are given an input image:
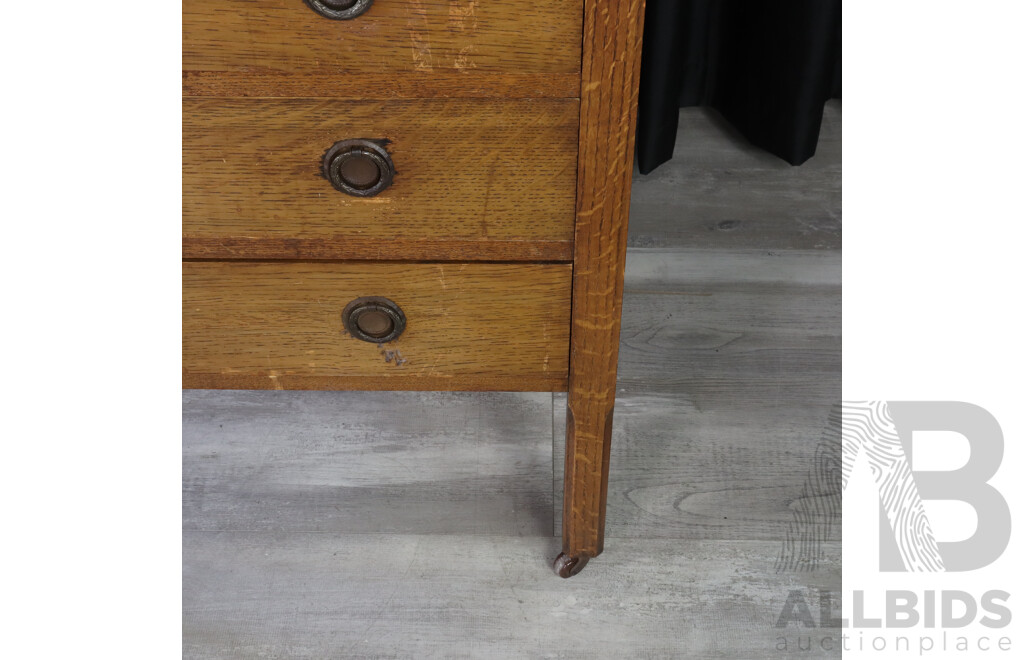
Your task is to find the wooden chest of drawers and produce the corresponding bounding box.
[182,0,645,578]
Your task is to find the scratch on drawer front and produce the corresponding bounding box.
[408,1,434,70]
[453,45,476,70]
[449,1,479,69]
[448,1,479,31]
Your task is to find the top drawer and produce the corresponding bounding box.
[184,1,583,76]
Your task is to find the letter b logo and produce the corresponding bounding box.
[842,401,1011,572]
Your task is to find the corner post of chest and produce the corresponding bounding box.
[557,0,647,578]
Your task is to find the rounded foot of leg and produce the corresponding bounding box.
[553,552,590,578]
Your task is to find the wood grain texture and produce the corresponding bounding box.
[183,71,581,99]
[183,98,578,260]
[184,372,566,392]
[182,237,573,262]
[183,0,583,75]
[184,532,840,658]
[562,0,646,562]
[183,262,571,390]
[629,103,842,251]
[184,390,555,536]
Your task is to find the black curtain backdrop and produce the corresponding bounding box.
[636,0,842,174]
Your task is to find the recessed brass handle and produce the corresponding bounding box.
[305,0,373,20]
[343,297,406,343]
[323,139,395,197]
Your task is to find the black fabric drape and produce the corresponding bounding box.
[636,0,842,174]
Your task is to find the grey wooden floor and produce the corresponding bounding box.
[184,102,842,659]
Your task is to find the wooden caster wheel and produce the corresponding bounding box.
[553,552,589,578]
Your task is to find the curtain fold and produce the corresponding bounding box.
[636,0,842,174]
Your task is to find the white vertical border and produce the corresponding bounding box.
[1,1,182,657]
[845,1,1023,657]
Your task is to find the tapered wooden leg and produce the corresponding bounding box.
[554,0,645,578]
[556,395,615,576]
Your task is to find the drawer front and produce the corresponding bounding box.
[183,262,571,391]
[184,0,583,76]
[183,98,578,261]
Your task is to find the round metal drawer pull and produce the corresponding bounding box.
[305,0,373,20]
[342,297,406,343]
[323,139,395,197]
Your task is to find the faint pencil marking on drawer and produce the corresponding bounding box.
[379,345,408,367]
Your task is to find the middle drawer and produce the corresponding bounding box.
[183,98,580,261]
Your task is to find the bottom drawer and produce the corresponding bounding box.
[183,261,571,391]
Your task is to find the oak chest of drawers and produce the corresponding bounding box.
[183,0,645,577]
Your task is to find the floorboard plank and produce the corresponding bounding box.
[184,532,840,659]
[628,102,841,251]
[554,248,841,540]
[554,392,841,543]
[184,391,554,537]
[618,247,840,397]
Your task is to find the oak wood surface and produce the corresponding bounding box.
[182,237,573,262]
[184,372,566,392]
[182,71,581,99]
[184,0,583,76]
[183,98,578,260]
[183,262,571,390]
[562,0,646,562]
